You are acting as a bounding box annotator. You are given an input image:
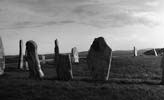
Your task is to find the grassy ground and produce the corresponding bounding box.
[1,55,164,100]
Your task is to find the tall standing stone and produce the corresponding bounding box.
[0,37,5,75]
[71,47,79,64]
[26,40,44,79]
[87,37,112,80]
[54,39,59,68]
[133,46,137,56]
[18,40,24,69]
[54,39,73,80]
[55,39,59,55]
[56,54,73,80]
[154,48,158,56]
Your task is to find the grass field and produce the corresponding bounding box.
[1,53,164,100]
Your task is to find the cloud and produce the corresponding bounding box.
[73,2,160,28]
[0,0,161,29]
[145,1,159,7]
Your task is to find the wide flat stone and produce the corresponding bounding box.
[56,54,73,81]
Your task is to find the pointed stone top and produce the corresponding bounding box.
[55,39,58,46]
[91,37,111,52]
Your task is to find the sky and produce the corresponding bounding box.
[0,0,163,55]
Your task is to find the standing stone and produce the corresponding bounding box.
[24,49,29,70]
[56,54,73,81]
[0,37,5,75]
[18,40,24,69]
[54,39,73,80]
[55,39,59,55]
[133,46,137,56]
[87,37,112,80]
[41,55,46,64]
[71,47,79,64]
[154,48,158,56]
[54,39,59,65]
[26,40,44,79]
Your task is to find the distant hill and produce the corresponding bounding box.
[144,48,164,56]
[5,48,163,64]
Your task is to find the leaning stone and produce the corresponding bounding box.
[26,40,44,79]
[56,54,73,81]
[154,48,158,56]
[87,37,112,80]
[71,47,79,64]
[0,37,5,75]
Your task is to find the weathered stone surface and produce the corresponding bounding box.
[71,47,79,63]
[18,40,24,69]
[0,37,5,75]
[26,40,44,79]
[133,46,137,56]
[87,37,112,80]
[56,54,73,81]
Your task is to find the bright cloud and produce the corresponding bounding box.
[0,0,163,54]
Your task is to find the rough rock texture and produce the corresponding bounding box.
[0,37,5,75]
[26,40,44,79]
[71,47,79,64]
[56,54,73,81]
[87,37,112,80]
[18,40,24,69]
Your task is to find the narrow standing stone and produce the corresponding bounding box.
[55,39,59,55]
[154,48,158,56]
[54,39,59,66]
[26,40,44,79]
[18,40,24,69]
[133,46,137,57]
[71,47,79,64]
[54,39,73,80]
[87,37,112,81]
[0,36,5,75]
[24,49,29,70]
